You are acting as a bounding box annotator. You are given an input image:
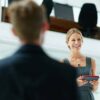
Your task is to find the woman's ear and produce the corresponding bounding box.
[67,41,70,48]
[68,45,70,49]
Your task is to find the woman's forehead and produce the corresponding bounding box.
[70,33,82,38]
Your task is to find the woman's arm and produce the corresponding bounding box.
[91,59,96,75]
[76,76,88,87]
[90,59,99,91]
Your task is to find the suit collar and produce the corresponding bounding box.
[15,44,46,55]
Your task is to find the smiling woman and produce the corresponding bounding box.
[61,28,99,100]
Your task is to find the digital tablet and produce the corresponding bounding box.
[82,75,99,81]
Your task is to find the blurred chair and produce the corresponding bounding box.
[78,3,98,37]
[8,0,14,4]
[42,0,53,22]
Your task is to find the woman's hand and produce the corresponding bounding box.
[90,80,99,91]
[76,76,88,87]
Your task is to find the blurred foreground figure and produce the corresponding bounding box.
[0,0,79,100]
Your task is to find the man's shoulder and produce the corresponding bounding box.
[0,56,14,66]
[0,58,12,82]
[47,57,76,74]
[46,57,77,84]
[0,55,17,74]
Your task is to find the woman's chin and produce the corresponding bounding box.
[72,48,80,52]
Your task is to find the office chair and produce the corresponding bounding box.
[42,0,53,22]
[78,3,97,37]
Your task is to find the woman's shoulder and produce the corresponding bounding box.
[86,57,96,72]
[86,57,95,64]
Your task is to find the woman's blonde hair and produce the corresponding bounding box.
[66,28,83,43]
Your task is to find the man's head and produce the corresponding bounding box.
[8,0,49,44]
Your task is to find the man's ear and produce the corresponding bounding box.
[12,27,17,36]
[42,21,49,32]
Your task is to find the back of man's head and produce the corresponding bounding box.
[8,0,47,42]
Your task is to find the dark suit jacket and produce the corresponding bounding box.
[0,44,78,100]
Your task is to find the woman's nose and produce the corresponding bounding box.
[75,40,78,44]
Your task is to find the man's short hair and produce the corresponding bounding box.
[8,0,47,42]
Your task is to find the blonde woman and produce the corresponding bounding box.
[62,28,99,100]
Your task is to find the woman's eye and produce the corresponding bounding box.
[78,39,81,41]
[72,39,75,41]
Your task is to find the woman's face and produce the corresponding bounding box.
[67,33,83,52]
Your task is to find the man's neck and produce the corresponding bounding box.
[21,39,41,46]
